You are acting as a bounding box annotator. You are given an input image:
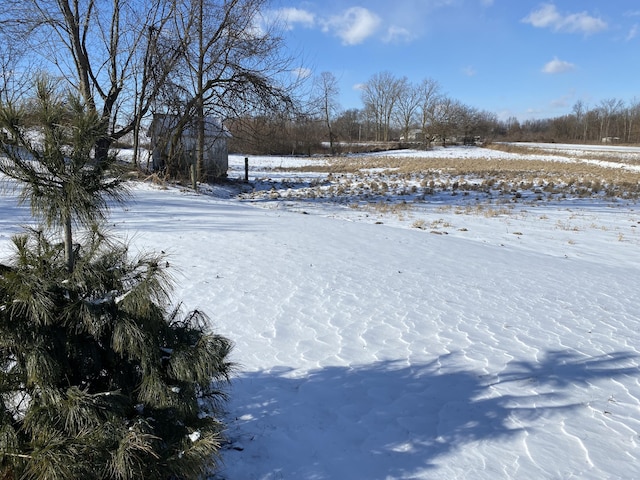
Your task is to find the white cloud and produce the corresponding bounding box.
[627,24,639,41]
[383,25,413,43]
[542,57,576,74]
[523,4,562,28]
[276,8,315,30]
[480,0,494,6]
[563,12,608,34]
[321,7,382,45]
[260,8,313,35]
[523,3,607,35]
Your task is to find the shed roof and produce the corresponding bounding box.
[148,114,231,139]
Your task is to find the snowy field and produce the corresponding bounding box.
[2,144,640,479]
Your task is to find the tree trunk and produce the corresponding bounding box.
[63,212,74,272]
[95,136,112,165]
[195,0,205,183]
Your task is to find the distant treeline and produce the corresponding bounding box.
[228,71,640,155]
[228,97,640,156]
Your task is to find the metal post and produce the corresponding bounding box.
[244,157,249,183]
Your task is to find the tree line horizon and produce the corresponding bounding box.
[1,0,638,174]
[228,70,640,156]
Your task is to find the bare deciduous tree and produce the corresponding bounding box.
[333,108,363,143]
[572,100,586,141]
[1,0,296,179]
[624,99,640,143]
[598,98,624,140]
[361,71,404,142]
[1,0,181,162]
[311,71,340,154]
[394,77,420,144]
[417,77,441,148]
[148,0,297,180]
[430,96,463,147]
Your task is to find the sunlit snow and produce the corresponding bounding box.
[1,145,639,479]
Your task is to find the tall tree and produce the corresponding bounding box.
[417,77,441,148]
[361,71,403,142]
[572,100,586,141]
[474,109,499,142]
[394,77,420,143]
[0,0,181,163]
[598,98,624,140]
[624,99,640,143]
[150,0,296,180]
[311,71,340,154]
[1,0,296,177]
[430,96,463,147]
[333,108,363,143]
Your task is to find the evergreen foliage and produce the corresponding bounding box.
[0,78,234,479]
[0,78,127,271]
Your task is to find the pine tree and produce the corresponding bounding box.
[0,78,233,479]
[0,77,126,272]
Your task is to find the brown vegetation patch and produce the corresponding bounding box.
[242,146,640,207]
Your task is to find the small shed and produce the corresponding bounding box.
[148,114,231,179]
[399,129,424,142]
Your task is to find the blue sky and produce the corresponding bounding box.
[267,0,640,121]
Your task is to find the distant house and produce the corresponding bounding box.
[147,114,231,179]
[399,129,424,142]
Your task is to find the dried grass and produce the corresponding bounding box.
[245,145,640,211]
[278,151,640,193]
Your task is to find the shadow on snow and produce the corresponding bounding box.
[219,350,638,479]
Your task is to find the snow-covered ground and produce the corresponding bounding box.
[505,141,640,155]
[2,145,640,479]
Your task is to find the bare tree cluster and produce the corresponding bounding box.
[228,112,325,156]
[249,71,499,154]
[358,72,497,148]
[0,0,296,179]
[228,68,501,155]
[360,71,405,142]
[499,98,640,144]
